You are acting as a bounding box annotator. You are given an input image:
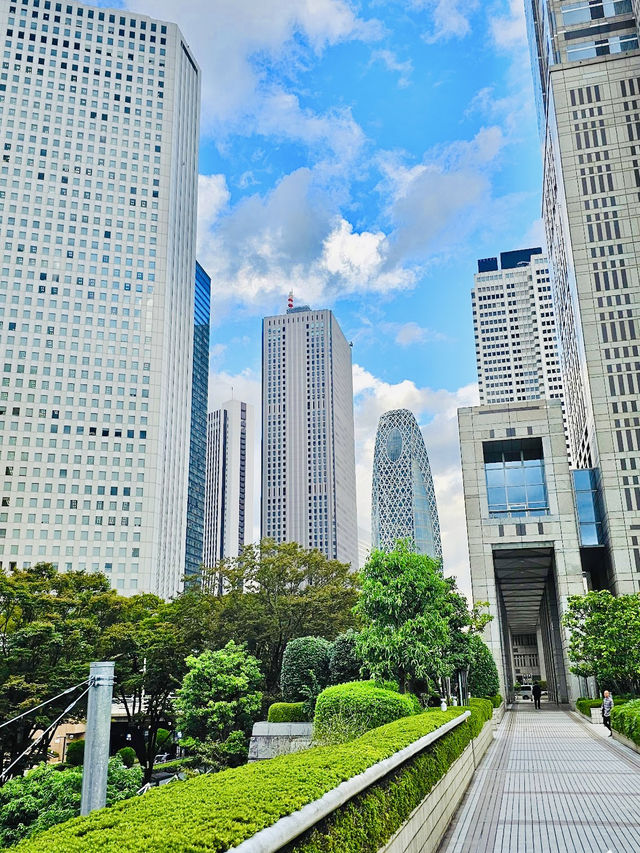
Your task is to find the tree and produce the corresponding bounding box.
[562,590,640,694]
[467,635,500,697]
[65,739,85,767]
[329,630,364,685]
[0,756,141,847]
[0,563,128,780]
[354,544,460,693]
[280,636,331,702]
[175,642,263,770]
[206,539,358,691]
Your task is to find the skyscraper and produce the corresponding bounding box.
[204,400,254,578]
[0,1,200,597]
[526,1,640,594]
[261,305,358,568]
[184,262,211,579]
[473,248,564,408]
[371,409,442,560]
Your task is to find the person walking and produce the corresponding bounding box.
[601,691,614,736]
[532,682,542,710]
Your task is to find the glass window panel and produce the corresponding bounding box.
[486,468,505,487]
[507,486,527,505]
[580,523,599,546]
[526,483,546,504]
[576,490,597,522]
[505,467,525,486]
[525,465,544,485]
[488,487,507,507]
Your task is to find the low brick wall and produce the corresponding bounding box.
[378,715,495,853]
[248,722,313,762]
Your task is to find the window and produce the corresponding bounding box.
[561,0,632,26]
[484,438,549,518]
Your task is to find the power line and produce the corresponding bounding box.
[0,680,90,730]
[0,685,91,782]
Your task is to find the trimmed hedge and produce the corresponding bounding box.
[468,698,493,737]
[489,694,503,709]
[267,702,309,723]
[575,697,631,718]
[467,635,500,699]
[281,636,332,703]
[14,705,494,853]
[313,681,416,743]
[611,699,640,745]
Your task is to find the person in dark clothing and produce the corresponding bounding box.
[602,691,614,735]
[532,683,542,710]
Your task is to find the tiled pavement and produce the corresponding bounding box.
[439,705,640,853]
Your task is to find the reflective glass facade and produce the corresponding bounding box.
[484,439,549,518]
[185,261,211,578]
[371,409,442,560]
[572,468,605,546]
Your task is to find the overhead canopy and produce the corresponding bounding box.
[492,546,554,632]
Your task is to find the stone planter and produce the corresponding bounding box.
[248,722,313,762]
[492,702,505,725]
[590,708,603,725]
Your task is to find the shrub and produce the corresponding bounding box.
[15,707,490,853]
[65,740,85,767]
[156,728,171,751]
[611,699,640,746]
[280,636,331,703]
[116,747,137,768]
[576,697,632,718]
[329,630,363,685]
[313,681,416,744]
[468,698,493,737]
[489,694,503,709]
[267,702,309,723]
[468,635,500,699]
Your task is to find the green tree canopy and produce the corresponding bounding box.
[467,635,500,698]
[562,590,640,694]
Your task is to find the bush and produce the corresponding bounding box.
[313,681,416,744]
[611,699,640,746]
[14,707,492,853]
[468,698,493,737]
[329,630,363,685]
[576,696,632,718]
[116,747,137,768]
[267,702,309,723]
[489,694,503,709]
[468,635,500,699]
[280,637,331,704]
[65,740,85,767]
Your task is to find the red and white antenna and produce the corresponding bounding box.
[287,291,294,310]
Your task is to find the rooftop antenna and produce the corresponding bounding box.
[287,291,294,311]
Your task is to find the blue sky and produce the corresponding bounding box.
[116,0,544,591]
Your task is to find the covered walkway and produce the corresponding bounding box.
[439,705,640,853]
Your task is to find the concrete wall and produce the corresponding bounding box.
[378,717,495,853]
[248,722,313,762]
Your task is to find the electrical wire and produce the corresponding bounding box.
[0,680,90,730]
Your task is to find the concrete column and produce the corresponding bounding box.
[80,662,115,816]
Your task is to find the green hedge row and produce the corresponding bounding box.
[267,702,310,723]
[313,681,418,743]
[16,706,490,853]
[488,694,503,709]
[611,699,640,746]
[575,697,631,718]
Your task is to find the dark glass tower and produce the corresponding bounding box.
[185,261,211,579]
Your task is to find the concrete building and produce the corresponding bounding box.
[459,399,588,704]
[526,1,640,595]
[473,248,564,409]
[184,262,210,580]
[261,305,358,569]
[0,1,200,597]
[371,408,442,561]
[204,400,254,582]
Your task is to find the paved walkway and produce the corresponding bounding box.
[439,705,640,853]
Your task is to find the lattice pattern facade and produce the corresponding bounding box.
[371,409,442,560]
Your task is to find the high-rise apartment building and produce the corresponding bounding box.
[184,261,211,579]
[204,400,254,578]
[261,305,358,568]
[0,1,200,597]
[526,0,640,594]
[371,408,442,560]
[473,248,564,408]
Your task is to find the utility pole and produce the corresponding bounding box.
[80,661,115,816]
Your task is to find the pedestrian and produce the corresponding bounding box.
[601,691,614,736]
[532,682,542,710]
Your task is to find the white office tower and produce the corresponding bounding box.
[262,305,358,569]
[0,1,200,597]
[203,401,254,576]
[527,1,640,594]
[473,249,564,408]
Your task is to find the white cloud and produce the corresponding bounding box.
[197,174,231,258]
[491,0,528,50]
[353,364,479,595]
[393,321,443,347]
[421,0,479,43]
[370,49,413,88]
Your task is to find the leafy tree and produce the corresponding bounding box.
[0,756,141,847]
[467,635,500,698]
[329,630,364,685]
[175,642,263,770]
[206,539,358,691]
[0,563,128,780]
[280,636,331,703]
[562,590,640,694]
[355,544,466,693]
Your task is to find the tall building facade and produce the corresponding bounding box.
[261,306,358,568]
[204,400,254,574]
[184,261,210,579]
[526,0,640,594]
[473,248,564,408]
[371,408,442,560]
[0,1,200,597]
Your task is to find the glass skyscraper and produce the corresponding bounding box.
[184,261,210,579]
[371,409,442,560]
